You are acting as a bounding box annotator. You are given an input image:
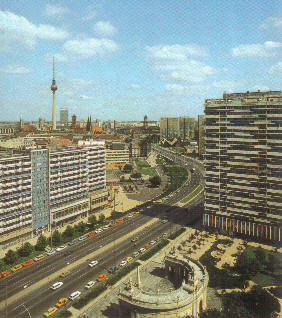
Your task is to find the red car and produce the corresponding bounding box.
[96,274,107,282]
[22,260,34,267]
[87,232,95,237]
[116,219,124,223]
[0,271,10,278]
[144,244,152,249]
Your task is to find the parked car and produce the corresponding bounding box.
[56,245,66,252]
[68,241,75,246]
[85,281,96,289]
[11,264,23,272]
[108,266,119,274]
[78,236,86,241]
[33,254,45,262]
[126,257,133,263]
[22,260,34,267]
[96,274,107,282]
[46,250,56,256]
[150,240,156,245]
[69,291,81,300]
[43,307,57,317]
[60,271,70,278]
[131,237,138,242]
[87,232,95,237]
[120,260,127,267]
[133,252,139,257]
[139,248,146,253]
[56,298,68,308]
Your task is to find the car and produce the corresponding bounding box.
[139,248,146,253]
[87,232,95,237]
[56,297,68,308]
[56,245,66,252]
[109,222,116,227]
[78,236,86,241]
[46,250,56,256]
[95,229,103,234]
[116,219,124,223]
[43,307,57,317]
[131,237,138,242]
[126,257,133,263]
[22,260,34,267]
[96,274,107,282]
[11,264,23,272]
[85,281,96,289]
[102,225,110,230]
[60,271,70,278]
[144,244,152,249]
[120,260,127,267]
[161,219,168,224]
[162,233,168,237]
[89,260,98,267]
[51,282,63,290]
[133,212,139,215]
[33,254,45,262]
[108,266,119,274]
[127,215,133,218]
[133,252,139,257]
[150,240,156,245]
[0,271,10,278]
[68,241,75,246]
[69,291,81,300]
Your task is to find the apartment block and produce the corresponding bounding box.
[203,90,281,241]
[0,154,33,246]
[0,143,107,247]
[160,117,196,140]
[198,115,205,159]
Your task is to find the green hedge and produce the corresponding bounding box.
[106,262,140,286]
[168,227,186,240]
[73,284,107,309]
[139,239,169,261]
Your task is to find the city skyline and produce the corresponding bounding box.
[1,0,281,122]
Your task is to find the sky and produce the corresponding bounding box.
[0,0,281,122]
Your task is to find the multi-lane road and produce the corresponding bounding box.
[0,151,204,318]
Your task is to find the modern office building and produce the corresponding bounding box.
[203,90,281,241]
[0,142,106,247]
[160,117,196,140]
[105,142,130,168]
[198,115,205,159]
[60,108,68,127]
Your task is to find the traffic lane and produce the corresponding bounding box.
[0,213,153,300]
[7,220,179,318]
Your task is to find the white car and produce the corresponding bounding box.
[89,260,98,267]
[85,281,95,289]
[51,282,63,290]
[120,260,127,267]
[102,226,109,230]
[69,291,81,300]
[127,215,133,218]
[150,240,156,245]
[56,245,66,252]
[95,229,103,234]
[139,248,146,253]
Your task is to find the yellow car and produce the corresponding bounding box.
[43,307,57,317]
[162,233,168,237]
[126,257,133,263]
[33,254,45,262]
[11,264,23,272]
[56,297,68,308]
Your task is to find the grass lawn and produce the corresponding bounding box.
[181,184,203,203]
[138,167,158,176]
[136,160,150,168]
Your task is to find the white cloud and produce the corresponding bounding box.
[93,21,118,37]
[165,83,210,96]
[82,10,97,21]
[212,80,243,90]
[0,64,31,74]
[231,41,282,57]
[252,85,270,91]
[146,44,209,60]
[129,84,141,89]
[260,17,282,29]
[80,95,92,100]
[62,37,119,58]
[0,10,69,52]
[269,61,282,74]
[71,79,95,88]
[44,4,70,18]
[45,53,69,63]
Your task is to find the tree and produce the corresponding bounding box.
[120,176,125,182]
[62,225,75,240]
[35,235,48,251]
[149,175,161,187]
[111,211,120,220]
[0,259,5,272]
[88,215,97,226]
[75,222,86,235]
[122,164,133,172]
[98,214,105,223]
[131,172,142,179]
[17,242,34,257]
[255,247,266,266]
[51,230,62,247]
[4,249,19,265]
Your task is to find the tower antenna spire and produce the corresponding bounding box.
[51,56,58,130]
[53,56,55,80]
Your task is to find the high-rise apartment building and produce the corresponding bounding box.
[203,90,281,241]
[0,143,106,247]
[198,115,205,159]
[60,108,68,127]
[160,117,196,140]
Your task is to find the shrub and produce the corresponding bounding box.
[73,284,107,309]
[139,240,169,261]
[168,227,186,240]
[106,262,140,286]
[35,235,48,251]
[4,249,19,265]
[17,242,34,257]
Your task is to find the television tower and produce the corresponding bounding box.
[51,57,58,130]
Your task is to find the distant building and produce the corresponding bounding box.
[71,114,77,129]
[160,117,196,141]
[204,90,281,241]
[105,142,130,169]
[60,108,68,127]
